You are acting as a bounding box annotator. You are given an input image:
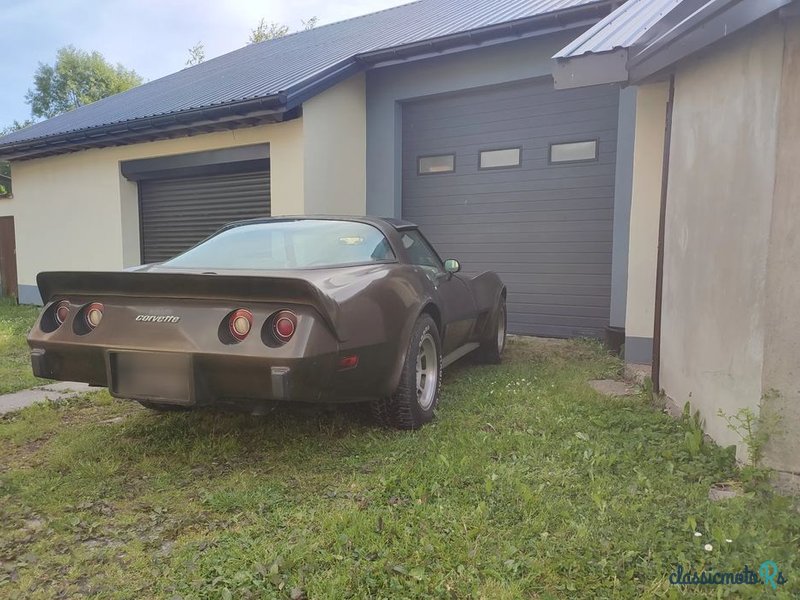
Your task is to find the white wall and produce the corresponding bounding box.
[660,18,784,460]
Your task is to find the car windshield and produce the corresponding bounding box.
[161,220,395,270]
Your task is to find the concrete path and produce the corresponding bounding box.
[0,382,94,415]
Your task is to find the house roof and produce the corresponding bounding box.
[552,0,795,89]
[0,0,615,161]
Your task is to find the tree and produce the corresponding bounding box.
[0,121,34,197]
[186,41,205,66]
[0,162,9,197]
[1,120,34,135]
[248,19,290,43]
[248,16,317,44]
[26,46,142,119]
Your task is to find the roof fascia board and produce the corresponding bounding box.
[553,48,629,88]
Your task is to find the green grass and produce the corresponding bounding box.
[0,299,43,394]
[0,338,798,599]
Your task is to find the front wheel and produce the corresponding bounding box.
[476,296,506,364]
[371,314,442,429]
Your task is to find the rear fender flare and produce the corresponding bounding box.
[469,272,506,340]
[385,301,440,395]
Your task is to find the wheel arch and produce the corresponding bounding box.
[385,300,442,395]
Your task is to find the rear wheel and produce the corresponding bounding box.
[476,296,506,364]
[371,314,442,429]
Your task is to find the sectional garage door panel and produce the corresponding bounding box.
[402,79,619,338]
[139,171,270,264]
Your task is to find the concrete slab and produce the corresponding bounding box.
[588,379,639,397]
[0,382,94,415]
[624,362,652,385]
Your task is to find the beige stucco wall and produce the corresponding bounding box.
[0,118,304,287]
[760,19,800,489]
[302,73,366,215]
[659,17,790,468]
[624,82,669,356]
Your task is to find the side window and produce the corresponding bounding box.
[401,231,442,271]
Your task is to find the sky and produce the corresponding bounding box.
[1,0,411,127]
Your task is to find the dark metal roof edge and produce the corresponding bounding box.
[0,93,288,161]
[553,0,793,88]
[628,0,791,80]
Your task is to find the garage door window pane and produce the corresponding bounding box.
[550,140,598,163]
[479,147,521,169]
[418,154,455,174]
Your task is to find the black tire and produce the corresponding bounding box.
[476,296,506,364]
[137,401,192,412]
[371,314,442,430]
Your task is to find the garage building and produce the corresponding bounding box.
[0,0,634,344]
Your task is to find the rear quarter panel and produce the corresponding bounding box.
[318,264,437,396]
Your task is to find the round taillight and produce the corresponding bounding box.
[84,302,104,329]
[273,311,297,342]
[229,309,253,342]
[54,301,70,326]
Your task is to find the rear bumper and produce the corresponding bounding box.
[32,348,333,405]
[30,344,393,406]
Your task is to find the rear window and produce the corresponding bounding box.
[162,220,395,270]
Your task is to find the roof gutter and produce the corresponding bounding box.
[0,93,289,162]
[356,0,617,67]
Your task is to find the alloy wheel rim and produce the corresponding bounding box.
[416,333,438,410]
[497,306,506,353]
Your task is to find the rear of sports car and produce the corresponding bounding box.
[27,271,386,409]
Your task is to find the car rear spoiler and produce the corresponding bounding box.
[37,271,343,340]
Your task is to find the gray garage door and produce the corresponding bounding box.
[139,170,270,264]
[402,79,619,338]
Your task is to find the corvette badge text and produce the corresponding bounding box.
[670,561,788,590]
[135,315,181,323]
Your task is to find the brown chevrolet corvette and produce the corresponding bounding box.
[28,216,506,429]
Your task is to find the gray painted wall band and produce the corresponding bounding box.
[625,336,653,364]
[609,86,637,329]
[19,284,42,305]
